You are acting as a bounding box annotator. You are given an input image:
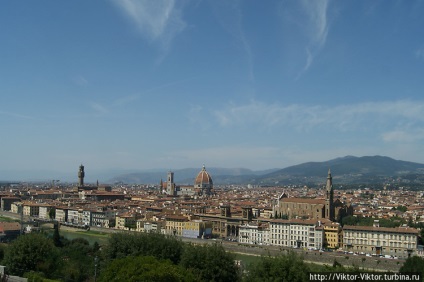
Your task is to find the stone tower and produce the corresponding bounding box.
[78,164,85,187]
[166,171,175,196]
[325,169,335,221]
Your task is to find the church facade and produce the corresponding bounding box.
[273,170,353,222]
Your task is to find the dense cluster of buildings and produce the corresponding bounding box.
[0,165,422,258]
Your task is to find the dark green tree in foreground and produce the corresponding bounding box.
[180,243,241,282]
[59,238,98,282]
[244,251,310,282]
[399,256,424,281]
[3,233,59,277]
[99,256,195,282]
[103,232,184,264]
[52,223,62,247]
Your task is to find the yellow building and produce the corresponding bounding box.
[115,213,138,230]
[165,215,189,236]
[323,222,342,249]
[182,220,213,239]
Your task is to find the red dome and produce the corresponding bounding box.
[195,165,213,186]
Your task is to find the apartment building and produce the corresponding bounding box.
[343,220,418,258]
[164,215,189,236]
[23,202,40,217]
[238,223,269,245]
[91,208,115,228]
[324,222,342,249]
[67,208,82,224]
[39,205,53,220]
[269,219,323,250]
[55,207,69,223]
[137,220,165,233]
[182,220,213,239]
[115,212,138,230]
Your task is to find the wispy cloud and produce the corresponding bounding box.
[89,103,109,115]
[112,0,186,49]
[113,94,139,107]
[299,0,330,75]
[302,0,330,47]
[72,75,88,86]
[382,129,424,143]
[416,47,424,60]
[0,111,35,120]
[212,100,424,132]
[210,1,254,81]
[280,0,330,77]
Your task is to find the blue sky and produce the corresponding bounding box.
[1,0,424,181]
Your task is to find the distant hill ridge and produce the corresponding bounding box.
[109,156,424,185]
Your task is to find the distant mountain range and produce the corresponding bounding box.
[108,167,279,185]
[109,156,424,185]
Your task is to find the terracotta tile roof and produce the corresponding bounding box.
[281,197,325,205]
[343,225,419,234]
[0,222,20,231]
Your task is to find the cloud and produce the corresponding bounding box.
[210,1,254,81]
[89,103,109,115]
[112,0,186,48]
[301,0,329,47]
[416,47,424,60]
[382,129,424,143]
[0,111,35,120]
[212,100,424,132]
[73,75,88,86]
[113,94,139,107]
[299,0,330,74]
[280,0,330,77]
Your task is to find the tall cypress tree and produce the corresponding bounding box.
[53,222,62,247]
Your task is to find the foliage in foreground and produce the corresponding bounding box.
[1,230,419,282]
[180,243,241,282]
[243,252,310,282]
[399,256,424,281]
[3,233,59,277]
[102,232,184,264]
[99,256,195,282]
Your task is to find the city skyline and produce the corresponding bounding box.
[1,1,424,180]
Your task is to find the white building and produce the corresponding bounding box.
[269,219,323,249]
[55,207,68,223]
[91,208,115,228]
[343,221,419,258]
[238,223,269,245]
[38,205,52,220]
[67,209,81,224]
[138,221,165,233]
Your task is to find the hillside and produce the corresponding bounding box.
[256,156,424,185]
[109,156,424,185]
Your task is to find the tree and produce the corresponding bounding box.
[48,208,56,220]
[341,215,359,226]
[399,256,424,280]
[244,252,310,282]
[396,205,407,213]
[180,243,241,282]
[52,222,62,247]
[59,238,97,282]
[3,233,59,277]
[99,256,195,282]
[103,232,184,264]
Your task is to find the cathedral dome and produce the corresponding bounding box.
[195,165,213,186]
